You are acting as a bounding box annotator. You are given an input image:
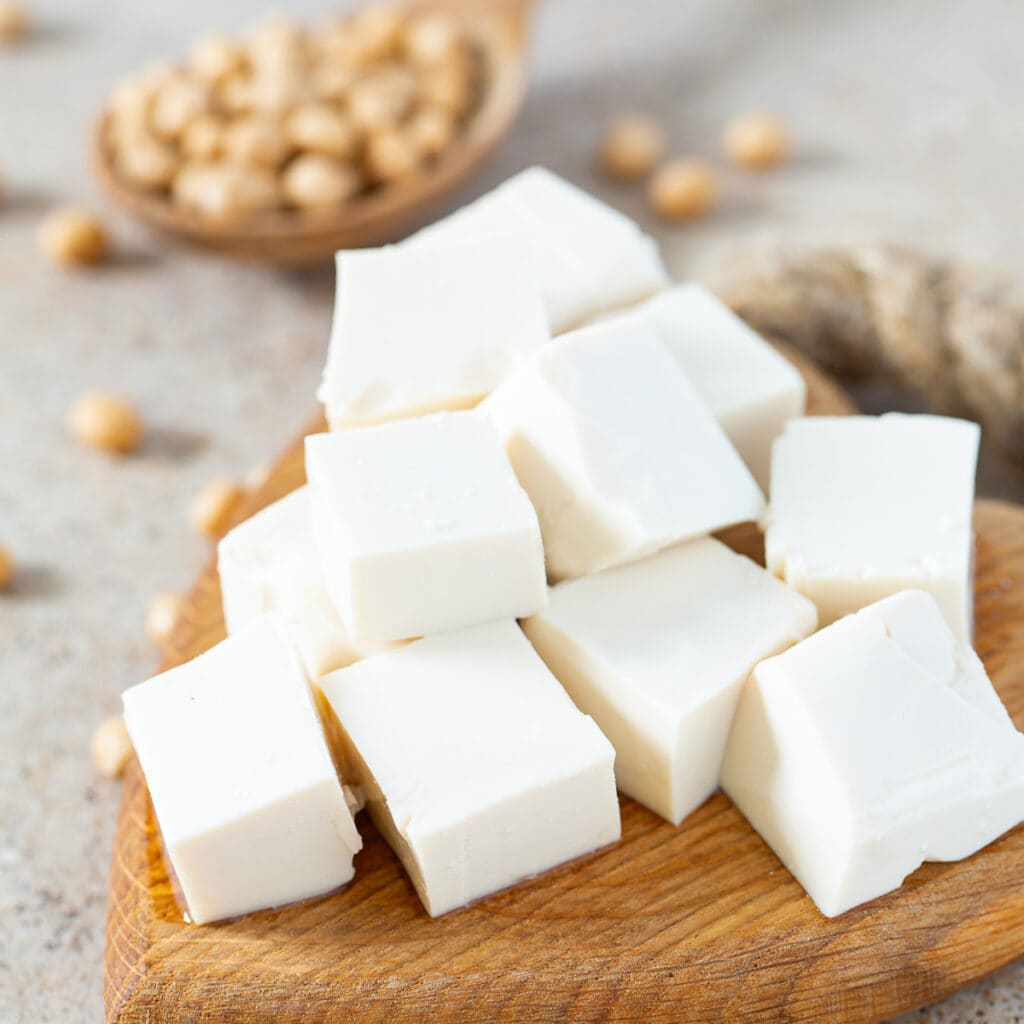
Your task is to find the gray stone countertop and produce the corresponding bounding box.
[2,1,1023,1021]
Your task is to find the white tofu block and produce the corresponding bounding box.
[122,613,362,925]
[620,284,806,489]
[481,318,765,581]
[766,414,979,640]
[318,234,549,430]
[218,487,399,680]
[721,591,1024,918]
[320,620,621,917]
[523,539,817,825]
[408,166,669,333]
[305,411,547,643]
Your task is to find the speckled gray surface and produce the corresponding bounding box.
[3,2,1024,1022]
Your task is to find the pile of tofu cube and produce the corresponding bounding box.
[123,167,1024,926]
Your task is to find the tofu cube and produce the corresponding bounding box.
[523,538,817,824]
[766,414,979,640]
[122,613,362,925]
[621,284,806,489]
[409,166,669,333]
[318,234,549,430]
[218,486,400,680]
[305,411,547,644]
[721,591,1024,918]
[481,318,765,581]
[320,619,621,917]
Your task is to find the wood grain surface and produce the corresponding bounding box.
[104,348,1024,1023]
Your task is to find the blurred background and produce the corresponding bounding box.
[3,1,1024,1021]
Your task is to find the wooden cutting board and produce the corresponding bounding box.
[104,346,1024,1024]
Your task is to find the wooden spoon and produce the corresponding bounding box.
[91,0,533,265]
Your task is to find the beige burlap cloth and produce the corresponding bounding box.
[711,244,1024,462]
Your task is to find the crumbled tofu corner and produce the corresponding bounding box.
[342,784,366,815]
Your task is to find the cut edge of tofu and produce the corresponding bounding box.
[318,622,622,917]
[318,232,551,430]
[722,590,1024,917]
[122,614,363,925]
[336,713,619,917]
[523,541,818,826]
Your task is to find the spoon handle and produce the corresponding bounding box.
[439,0,537,30]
